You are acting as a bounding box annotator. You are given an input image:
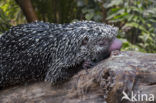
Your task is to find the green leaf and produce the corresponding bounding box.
[106,9,125,20]
[85,13,94,20]
[105,0,123,8]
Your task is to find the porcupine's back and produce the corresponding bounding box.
[0,21,121,89]
[0,21,70,88]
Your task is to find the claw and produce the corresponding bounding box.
[82,60,96,69]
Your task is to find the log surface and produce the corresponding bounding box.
[0,51,156,103]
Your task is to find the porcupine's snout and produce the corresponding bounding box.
[109,38,122,51]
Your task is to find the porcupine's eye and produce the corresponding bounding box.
[81,36,89,45]
[97,40,107,47]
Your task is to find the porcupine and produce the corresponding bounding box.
[0,21,122,89]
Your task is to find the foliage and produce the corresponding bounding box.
[0,0,26,33]
[104,0,156,52]
[0,0,155,53]
[31,0,78,23]
[76,0,103,21]
[0,8,10,33]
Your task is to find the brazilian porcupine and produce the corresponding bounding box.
[0,21,122,89]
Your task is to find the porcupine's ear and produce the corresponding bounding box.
[81,36,89,46]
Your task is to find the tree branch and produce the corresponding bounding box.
[15,0,38,22]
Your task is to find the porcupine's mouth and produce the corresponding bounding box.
[93,38,122,62]
[91,48,110,64]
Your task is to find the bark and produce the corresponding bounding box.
[15,0,38,22]
[0,51,156,103]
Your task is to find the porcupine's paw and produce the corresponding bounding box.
[82,60,96,69]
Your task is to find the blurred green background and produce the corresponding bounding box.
[0,0,156,53]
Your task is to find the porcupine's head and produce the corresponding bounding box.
[67,21,122,61]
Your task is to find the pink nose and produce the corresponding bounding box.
[109,38,122,51]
